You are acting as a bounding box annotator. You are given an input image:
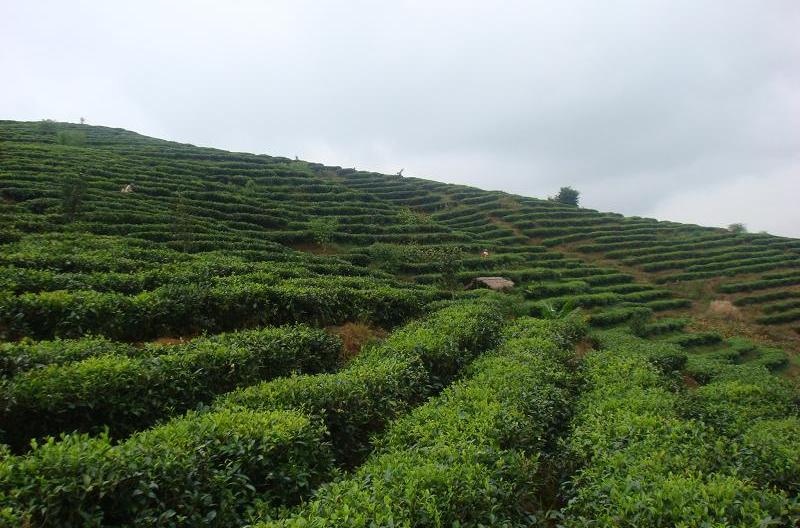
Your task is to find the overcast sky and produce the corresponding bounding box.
[2,1,799,236]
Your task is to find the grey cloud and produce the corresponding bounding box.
[2,0,799,235]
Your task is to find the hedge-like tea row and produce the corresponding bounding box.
[587,306,652,327]
[738,417,800,496]
[655,258,800,284]
[665,331,723,348]
[643,298,692,311]
[532,292,622,313]
[639,317,689,336]
[219,301,505,466]
[757,308,800,325]
[638,249,785,272]
[0,408,332,527]
[0,279,430,340]
[762,299,800,314]
[0,302,504,526]
[0,325,341,451]
[717,272,800,293]
[0,336,138,378]
[561,330,794,526]
[685,364,797,435]
[524,280,590,299]
[733,290,800,306]
[260,317,585,527]
[682,337,785,385]
[0,252,381,295]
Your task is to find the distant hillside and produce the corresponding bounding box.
[2,120,800,526]
[1,120,798,349]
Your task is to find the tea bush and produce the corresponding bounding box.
[0,336,137,378]
[561,330,794,526]
[0,280,430,340]
[1,408,332,527]
[261,317,583,527]
[0,325,341,450]
[220,301,505,465]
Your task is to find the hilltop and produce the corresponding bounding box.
[1,120,800,526]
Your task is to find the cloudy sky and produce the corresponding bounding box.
[2,1,799,236]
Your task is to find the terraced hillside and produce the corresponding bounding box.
[323,170,798,348]
[1,120,800,526]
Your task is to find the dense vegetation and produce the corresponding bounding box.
[0,120,798,526]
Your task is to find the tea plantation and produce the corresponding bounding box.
[1,120,799,526]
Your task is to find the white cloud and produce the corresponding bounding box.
[648,167,800,237]
[1,0,799,236]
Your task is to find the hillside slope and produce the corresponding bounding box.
[2,120,797,351]
[2,120,800,526]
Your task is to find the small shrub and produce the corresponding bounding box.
[55,130,86,146]
[308,217,338,246]
[61,172,87,221]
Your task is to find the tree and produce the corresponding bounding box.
[628,308,653,337]
[728,223,747,234]
[309,217,338,246]
[38,119,57,135]
[61,172,87,221]
[550,186,580,206]
[420,245,464,294]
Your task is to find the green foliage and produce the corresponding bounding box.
[261,317,583,527]
[666,331,723,348]
[55,130,86,146]
[37,119,57,135]
[308,217,338,246]
[60,172,87,221]
[0,336,137,378]
[728,222,747,233]
[0,278,431,340]
[222,302,502,466]
[722,272,800,294]
[222,354,426,468]
[0,325,341,450]
[1,120,799,526]
[626,307,653,335]
[533,292,618,315]
[645,298,692,311]
[0,302,504,526]
[733,290,800,306]
[535,299,583,322]
[172,192,195,252]
[685,367,797,434]
[419,245,465,292]
[396,207,430,225]
[524,280,590,299]
[684,338,789,386]
[549,186,580,206]
[638,317,689,336]
[361,242,418,272]
[757,308,800,325]
[586,306,651,328]
[739,418,800,493]
[2,409,332,527]
[561,330,794,526]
